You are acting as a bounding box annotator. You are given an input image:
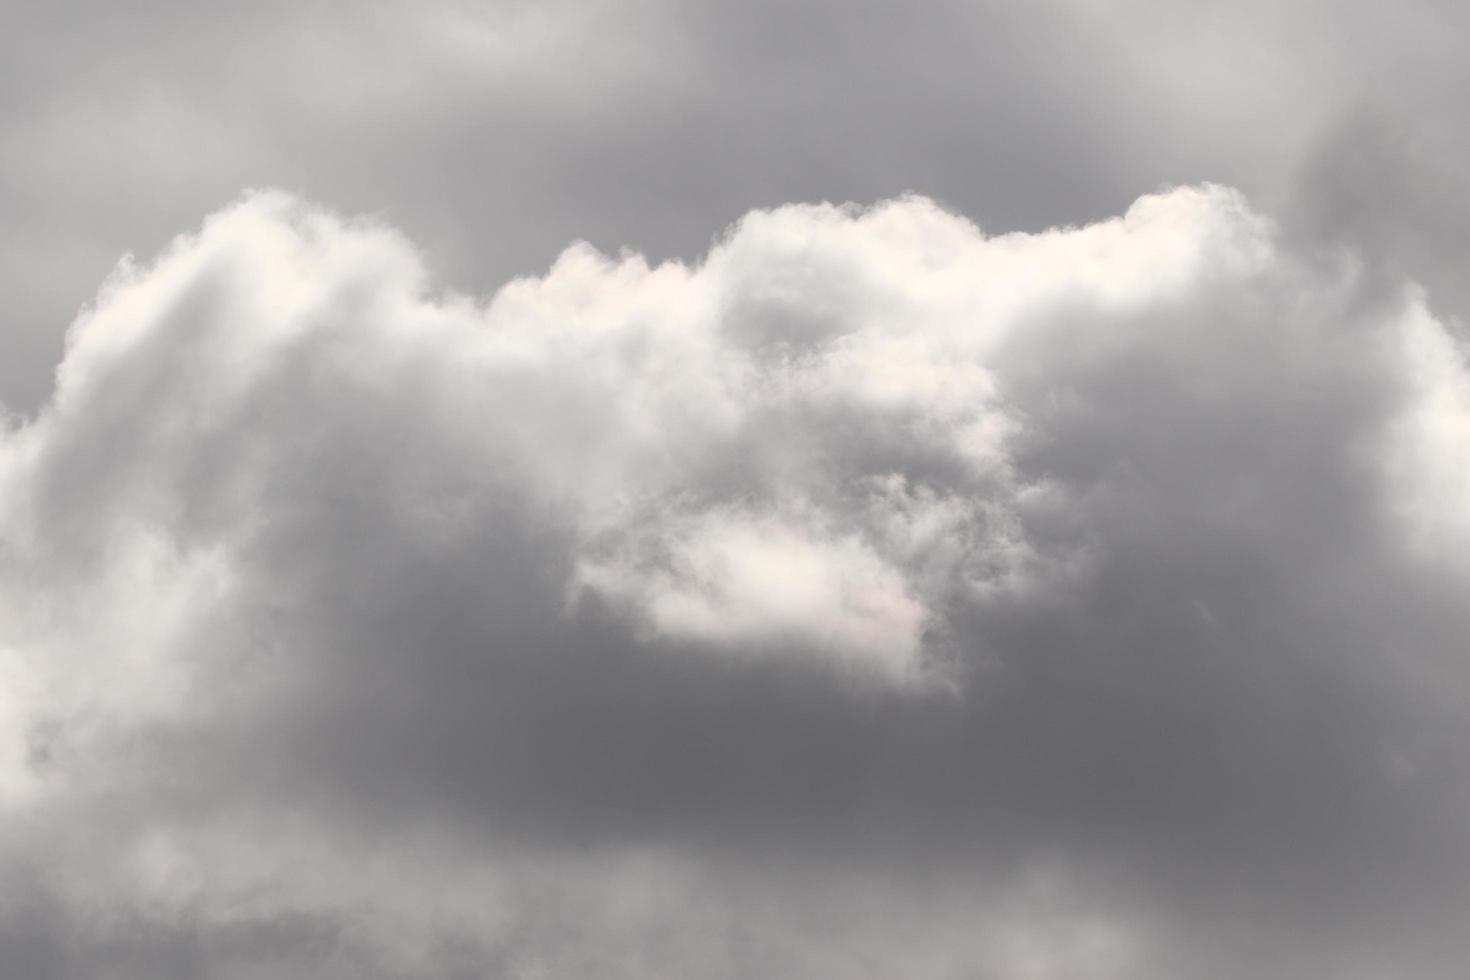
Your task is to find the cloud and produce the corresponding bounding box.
[18,0,1470,418]
[3,186,1470,977]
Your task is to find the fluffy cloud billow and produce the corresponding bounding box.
[2,186,1469,978]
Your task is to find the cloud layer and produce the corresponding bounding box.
[3,187,1470,977]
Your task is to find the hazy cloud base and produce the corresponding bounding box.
[2,186,1469,977]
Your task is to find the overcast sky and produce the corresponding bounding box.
[4,2,1470,978]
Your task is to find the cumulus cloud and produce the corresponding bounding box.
[18,0,1470,419]
[3,186,1470,977]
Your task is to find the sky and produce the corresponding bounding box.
[3,2,1470,978]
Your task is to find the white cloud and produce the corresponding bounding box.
[2,184,1470,976]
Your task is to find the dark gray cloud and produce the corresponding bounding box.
[2,185,1470,977]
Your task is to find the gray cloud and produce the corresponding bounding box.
[2,184,1470,977]
[9,2,1470,975]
